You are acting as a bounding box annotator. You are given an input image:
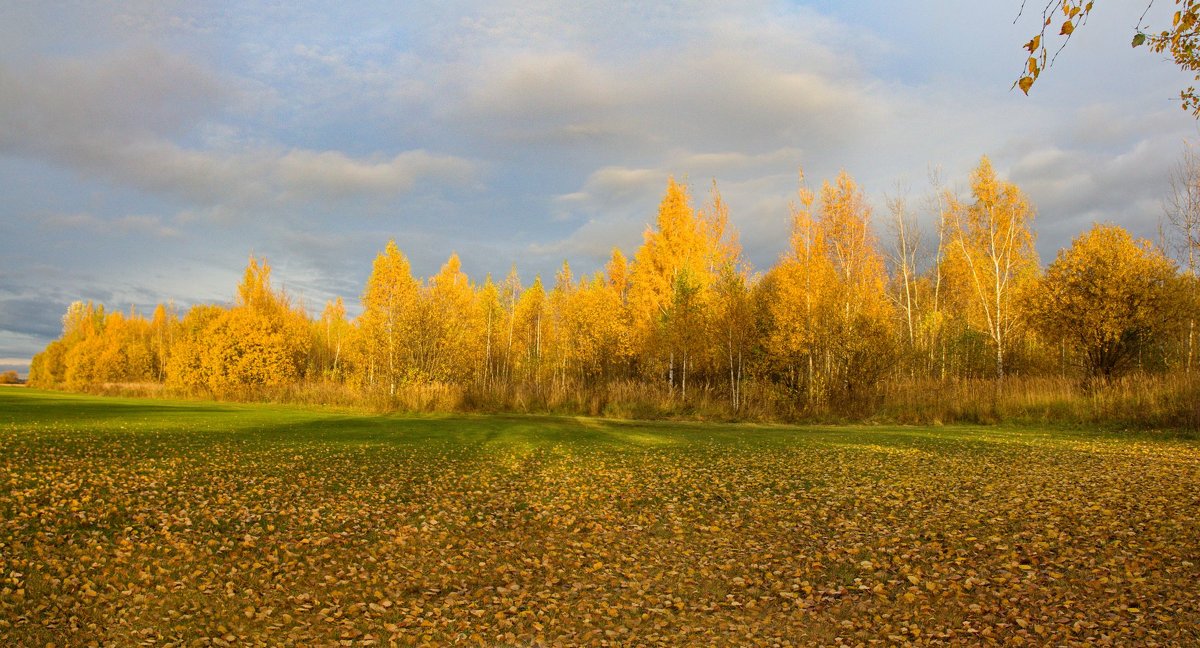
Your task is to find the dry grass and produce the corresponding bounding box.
[59,371,1200,433]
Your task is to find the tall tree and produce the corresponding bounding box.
[500,265,523,385]
[763,170,895,405]
[417,253,481,382]
[1167,142,1200,373]
[712,260,754,410]
[763,172,832,402]
[149,302,177,382]
[513,275,548,386]
[628,178,738,392]
[816,171,896,399]
[359,240,420,397]
[885,192,922,351]
[164,304,226,392]
[628,178,705,387]
[477,275,505,385]
[941,157,1039,383]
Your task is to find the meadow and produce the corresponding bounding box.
[2,389,1198,646]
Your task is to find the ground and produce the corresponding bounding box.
[1,389,1199,646]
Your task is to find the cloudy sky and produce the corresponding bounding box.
[2,1,1197,374]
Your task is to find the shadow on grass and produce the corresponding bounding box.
[0,389,239,424]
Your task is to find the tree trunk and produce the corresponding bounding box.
[995,339,1004,388]
[682,352,688,400]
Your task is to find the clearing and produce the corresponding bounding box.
[1,389,1198,646]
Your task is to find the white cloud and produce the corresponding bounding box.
[527,216,644,264]
[276,149,475,200]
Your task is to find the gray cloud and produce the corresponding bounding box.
[0,47,479,210]
[445,10,882,159]
[40,212,180,238]
[1009,132,1180,260]
[0,298,66,340]
[463,52,619,141]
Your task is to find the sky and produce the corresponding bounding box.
[2,1,1198,375]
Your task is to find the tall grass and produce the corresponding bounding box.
[64,371,1200,431]
[877,373,1200,430]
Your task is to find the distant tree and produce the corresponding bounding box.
[165,304,226,392]
[546,261,575,392]
[712,260,754,410]
[762,171,833,402]
[91,310,155,384]
[1032,224,1185,381]
[605,248,629,301]
[149,302,178,382]
[476,275,505,385]
[28,341,64,387]
[815,171,896,399]
[0,370,20,384]
[568,272,629,384]
[201,257,311,396]
[628,178,706,388]
[884,192,923,351]
[513,275,548,386]
[415,253,481,382]
[313,297,351,381]
[58,301,109,388]
[499,264,523,385]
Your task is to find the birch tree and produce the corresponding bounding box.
[1166,142,1200,373]
[942,157,1039,383]
[359,240,420,397]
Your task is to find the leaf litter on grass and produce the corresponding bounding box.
[1,397,1200,646]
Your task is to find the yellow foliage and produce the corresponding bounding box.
[359,240,421,396]
[940,157,1039,380]
[414,252,483,382]
[1033,223,1186,380]
[162,258,310,397]
[627,178,741,390]
[764,170,895,403]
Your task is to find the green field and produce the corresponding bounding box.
[2,389,1199,646]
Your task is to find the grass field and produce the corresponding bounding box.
[2,389,1199,646]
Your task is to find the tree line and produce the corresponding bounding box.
[29,157,1200,424]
